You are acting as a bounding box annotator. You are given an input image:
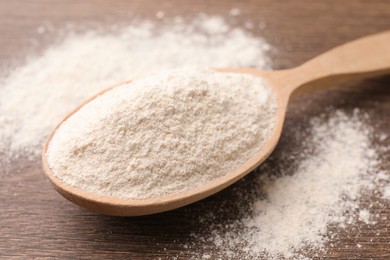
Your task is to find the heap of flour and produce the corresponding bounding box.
[46,70,276,199]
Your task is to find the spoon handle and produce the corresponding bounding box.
[281,30,390,95]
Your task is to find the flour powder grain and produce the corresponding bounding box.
[0,14,272,161]
[188,109,389,259]
[46,69,277,199]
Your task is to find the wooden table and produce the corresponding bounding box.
[1,1,389,259]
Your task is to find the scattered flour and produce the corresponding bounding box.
[0,14,272,159]
[383,188,390,200]
[358,209,372,224]
[188,110,389,259]
[0,10,388,259]
[46,69,276,199]
[230,8,241,17]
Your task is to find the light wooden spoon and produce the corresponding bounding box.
[42,31,390,216]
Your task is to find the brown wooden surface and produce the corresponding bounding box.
[0,0,389,259]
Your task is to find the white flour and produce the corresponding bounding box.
[46,70,276,199]
[0,14,272,159]
[0,10,388,259]
[188,110,389,259]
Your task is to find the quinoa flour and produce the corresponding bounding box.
[0,11,388,259]
[46,69,276,199]
[0,14,272,160]
[186,110,389,259]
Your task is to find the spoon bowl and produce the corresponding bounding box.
[42,31,390,216]
[41,70,287,216]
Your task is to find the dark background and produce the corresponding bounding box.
[0,1,389,259]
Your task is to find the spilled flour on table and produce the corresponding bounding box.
[0,13,272,163]
[0,9,388,259]
[186,109,389,259]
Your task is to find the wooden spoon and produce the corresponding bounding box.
[42,31,390,216]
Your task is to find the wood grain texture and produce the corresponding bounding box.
[0,0,389,259]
